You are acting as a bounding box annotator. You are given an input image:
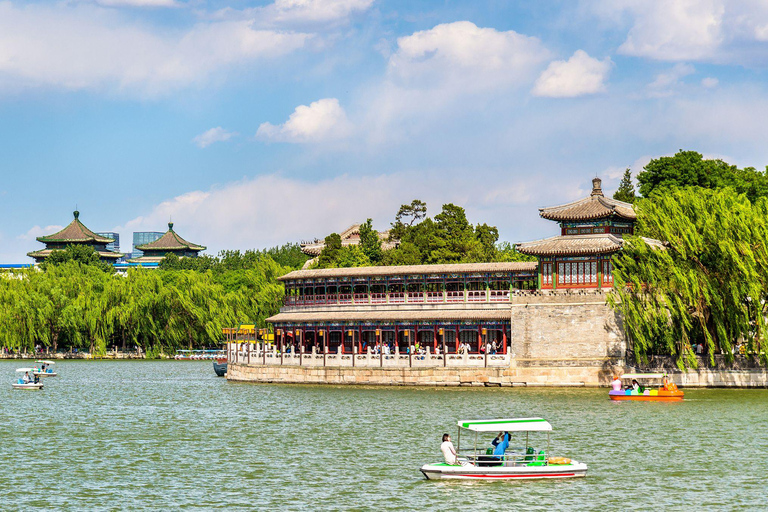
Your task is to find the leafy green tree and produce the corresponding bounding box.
[389,199,427,242]
[380,241,422,266]
[42,244,114,273]
[609,188,768,368]
[613,168,637,203]
[429,204,479,263]
[472,223,499,262]
[637,150,768,202]
[334,245,371,268]
[496,242,535,262]
[358,219,383,264]
[316,233,342,268]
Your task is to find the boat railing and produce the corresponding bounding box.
[458,449,548,467]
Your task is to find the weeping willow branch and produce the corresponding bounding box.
[608,188,768,369]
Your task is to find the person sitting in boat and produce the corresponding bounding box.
[492,431,510,460]
[477,431,510,466]
[22,371,31,384]
[611,375,622,391]
[441,433,459,465]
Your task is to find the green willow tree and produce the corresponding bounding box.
[0,250,291,356]
[608,188,768,369]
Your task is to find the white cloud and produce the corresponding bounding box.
[532,50,612,98]
[256,98,352,143]
[0,3,312,95]
[117,171,545,255]
[193,127,237,148]
[95,0,180,7]
[702,77,719,88]
[212,0,373,29]
[388,21,550,92]
[646,63,695,97]
[18,225,64,242]
[269,0,373,23]
[594,0,768,64]
[615,0,724,61]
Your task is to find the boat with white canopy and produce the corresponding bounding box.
[420,417,587,480]
[33,360,57,377]
[12,368,43,390]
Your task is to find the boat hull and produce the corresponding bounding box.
[213,359,227,377]
[33,372,57,377]
[609,390,683,401]
[420,462,587,480]
[12,383,43,390]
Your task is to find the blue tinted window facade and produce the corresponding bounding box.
[96,232,120,253]
[132,232,163,259]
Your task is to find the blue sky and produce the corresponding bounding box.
[3,0,768,261]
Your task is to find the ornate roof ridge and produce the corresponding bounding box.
[35,211,115,244]
[517,233,624,257]
[135,223,206,252]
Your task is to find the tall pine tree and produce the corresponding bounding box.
[613,168,637,203]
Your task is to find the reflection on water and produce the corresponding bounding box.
[0,361,766,510]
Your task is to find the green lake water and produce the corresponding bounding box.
[1,360,766,510]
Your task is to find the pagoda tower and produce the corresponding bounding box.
[27,210,123,263]
[128,222,206,264]
[517,177,639,290]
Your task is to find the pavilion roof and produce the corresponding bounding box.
[135,223,206,252]
[278,261,538,281]
[267,309,511,323]
[516,234,625,257]
[27,248,123,260]
[36,211,115,244]
[539,178,636,222]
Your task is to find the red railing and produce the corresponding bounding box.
[489,290,509,302]
[407,292,424,303]
[467,291,486,302]
[446,291,464,303]
[370,293,387,304]
[353,293,368,304]
[426,291,443,303]
[389,292,405,303]
[338,294,352,304]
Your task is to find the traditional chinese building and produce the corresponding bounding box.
[27,210,123,263]
[127,222,205,264]
[517,177,637,290]
[266,262,537,356]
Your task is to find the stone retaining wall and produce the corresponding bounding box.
[228,362,768,387]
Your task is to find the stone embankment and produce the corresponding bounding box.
[0,351,148,359]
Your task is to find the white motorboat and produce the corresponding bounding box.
[12,368,43,390]
[420,417,587,480]
[33,360,58,377]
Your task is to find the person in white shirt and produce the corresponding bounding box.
[441,433,458,465]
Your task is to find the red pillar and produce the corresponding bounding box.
[503,324,508,354]
[433,325,438,351]
[358,325,363,353]
[478,326,482,354]
[455,326,459,353]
